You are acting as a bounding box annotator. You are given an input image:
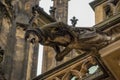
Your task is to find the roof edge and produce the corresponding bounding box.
[94,13,120,30]
[89,0,106,11]
[34,5,56,22]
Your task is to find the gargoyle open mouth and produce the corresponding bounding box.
[25,28,44,44]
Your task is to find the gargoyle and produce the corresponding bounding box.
[25,22,111,61]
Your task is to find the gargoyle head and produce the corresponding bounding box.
[25,28,44,44]
[25,22,77,61]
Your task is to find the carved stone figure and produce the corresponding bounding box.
[70,16,78,27]
[25,22,112,61]
[49,6,56,18]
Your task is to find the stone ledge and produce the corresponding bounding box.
[33,53,114,80]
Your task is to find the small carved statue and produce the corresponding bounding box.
[49,6,56,18]
[25,22,112,61]
[70,16,78,27]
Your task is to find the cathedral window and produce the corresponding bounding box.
[104,4,114,19]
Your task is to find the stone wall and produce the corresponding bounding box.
[0,0,39,80]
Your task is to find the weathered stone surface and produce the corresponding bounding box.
[0,0,39,80]
[92,0,120,24]
[26,21,119,61]
[33,53,115,80]
[42,0,73,73]
[100,40,120,80]
[33,0,120,80]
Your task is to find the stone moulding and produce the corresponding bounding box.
[89,0,106,10]
[32,5,56,23]
[94,13,120,30]
[32,53,114,80]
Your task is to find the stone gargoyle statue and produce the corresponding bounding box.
[25,22,111,61]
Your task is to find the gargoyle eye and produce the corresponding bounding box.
[30,38,35,43]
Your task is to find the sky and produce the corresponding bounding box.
[37,0,95,75]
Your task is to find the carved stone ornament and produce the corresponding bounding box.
[70,16,78,27]
[33,54,114,80]
[105,0,120,15]
[49,6,56,18]
[25,21,114,61]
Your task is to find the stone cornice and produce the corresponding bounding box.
[35,6,56,22]
[32,53,89,80]
[32,53,112,80]
[94,13,120,31]
[89,0,107,11]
